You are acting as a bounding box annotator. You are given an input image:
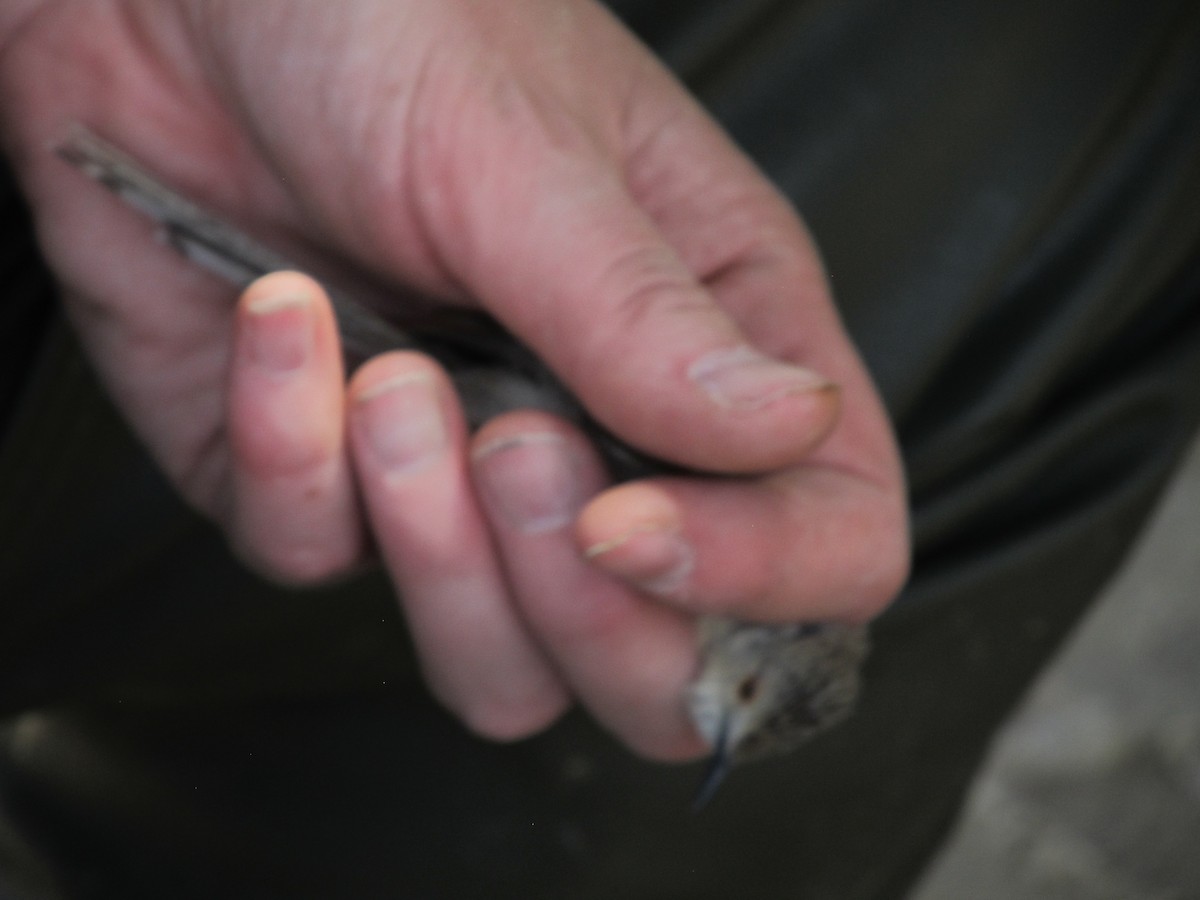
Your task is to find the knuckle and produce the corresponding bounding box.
[233,419,336,479]
[593,244,712,340]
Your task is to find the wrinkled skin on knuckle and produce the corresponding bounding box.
[601,244,705,325]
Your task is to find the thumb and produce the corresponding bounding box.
[419,146,840,474]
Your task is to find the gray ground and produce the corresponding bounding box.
[910,439,1200,900]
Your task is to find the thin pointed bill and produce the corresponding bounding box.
[691,718,734,812]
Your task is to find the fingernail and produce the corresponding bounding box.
[356,373,446,474]
[689,346,833,410]
[245,292,313,372]
[584,525,695,598]
[473,433,582,534]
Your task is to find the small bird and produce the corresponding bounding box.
[688,617,867,807]
[58,126,870,806]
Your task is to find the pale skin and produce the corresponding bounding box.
[0,0,909,761]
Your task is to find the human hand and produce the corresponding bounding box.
[0,0,908,760]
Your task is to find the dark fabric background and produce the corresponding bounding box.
[2,0,1200,897]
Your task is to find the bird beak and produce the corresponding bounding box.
[692,716,733,812]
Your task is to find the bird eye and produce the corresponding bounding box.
[737,676,759,702]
